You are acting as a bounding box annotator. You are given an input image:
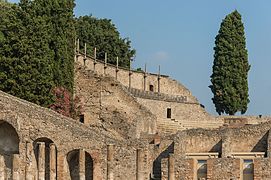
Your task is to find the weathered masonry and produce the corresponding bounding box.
[75,48,223,134]
[2,40,271,179]
[2,89,271,179]
[0,91,149,179]
[74,42,269,134]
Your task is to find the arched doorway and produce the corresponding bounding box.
[67,149,93,180]
[0,121,20,179]
[33,137,57,180]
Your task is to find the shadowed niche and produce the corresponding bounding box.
[0,120,20,179]
[67,149,94,180]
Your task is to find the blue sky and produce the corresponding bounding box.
[9,0,271,115]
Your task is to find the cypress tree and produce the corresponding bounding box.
[209,10,250,115]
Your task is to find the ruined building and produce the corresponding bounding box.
[1,42,271,179]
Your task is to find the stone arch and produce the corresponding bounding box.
[0,120,20,179]
[67,149,94,180]
[33,137,57,180]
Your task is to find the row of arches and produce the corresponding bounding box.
[0,121,94,179]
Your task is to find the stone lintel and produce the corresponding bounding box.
[185,152,219,159]
[230,152,265,158]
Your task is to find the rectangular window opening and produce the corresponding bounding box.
[79,114,85,124]
[197,160,207,180]
[243,159,254,180]
[149,85,154,92]
[167,108,171,119]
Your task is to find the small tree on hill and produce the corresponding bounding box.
[209,10,250,115]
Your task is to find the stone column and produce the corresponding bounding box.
[143,64,147,91]
[94,47,97,71]
[115,57,119,80]
[25,141,35,180]
[107,144,114,180]
[0,155,5,180]
[79,149,85,180]
[38,142,45,180]
[168,154,175,180]
[56,153,67,180]
[129,71,132,89]
[50,144,57,180]
[12,154,20,180]
[158,65,161,93]
[83,43,87,66]
[136,148,144,180]
[129,60,132,89]
[104,52,108,74]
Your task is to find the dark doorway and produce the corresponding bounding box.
[149,85,154,92]
[79,114,85,124]
[167,108,172,119]
[67,150,94,180]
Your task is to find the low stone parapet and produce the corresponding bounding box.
[125,87,192,104]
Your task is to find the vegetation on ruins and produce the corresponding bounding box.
[0,0,135,117]
[0,1,55,106]
[209,10,250,115]
[75,15,136,68]
[49,87,82,118]
[0,0,75,108]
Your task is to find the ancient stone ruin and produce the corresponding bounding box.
[1,42,271,179]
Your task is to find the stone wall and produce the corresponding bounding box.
[174,129,222,155]
[207,158,241,180]
[76,54,195,99]
[2,87,271,179]
[254,158,271,180]
[75,53,271,135]
[75,54,226,134]
[0,90,152,180]
[173,124,271,157]
[220,115,271,127]
[152,122,271,179]
[222,127,269,157]
[74,64,157,138]
[136,98,223,133]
